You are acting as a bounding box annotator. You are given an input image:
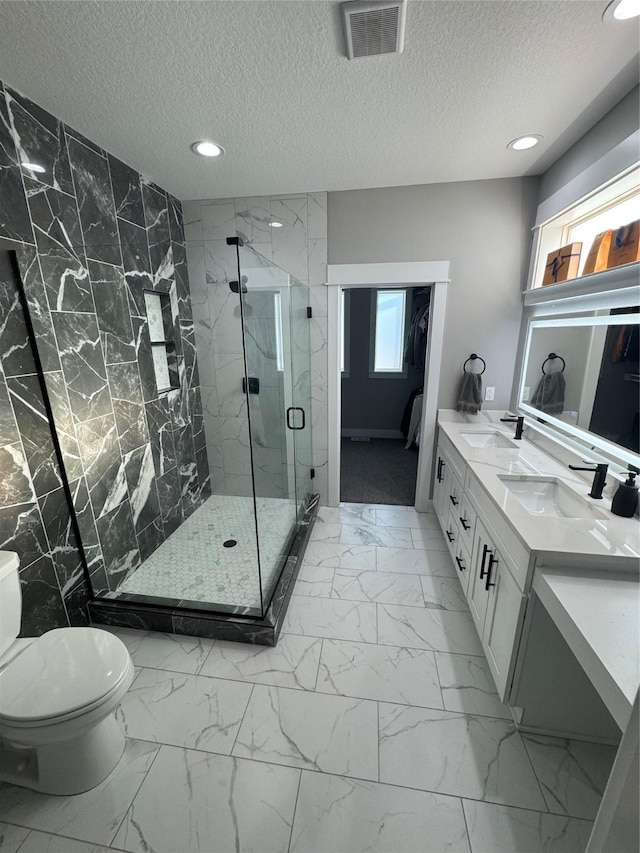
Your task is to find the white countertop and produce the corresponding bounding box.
[533,569,640,729]
[438,410,640,565]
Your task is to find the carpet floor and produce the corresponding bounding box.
[340,437,419,506]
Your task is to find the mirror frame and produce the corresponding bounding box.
[518,312,640,469]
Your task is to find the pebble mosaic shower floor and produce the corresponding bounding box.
[118,494,298,611]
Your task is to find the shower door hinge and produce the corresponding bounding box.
[310,468,315,479]
[226,236,244,246]
[307,307,312,319]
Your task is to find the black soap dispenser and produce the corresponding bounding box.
[611,469,639,518]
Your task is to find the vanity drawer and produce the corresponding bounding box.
[447,471,464,516]
[444,506,459,559]
[453,538,472,597]
[457,494,476,551]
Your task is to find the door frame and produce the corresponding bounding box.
[326,261,449,510]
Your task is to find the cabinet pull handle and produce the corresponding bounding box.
[449,495,458,506]
[485,554,498,591]
[455,556,465,571]
[480,543,492,579]
[446,529,455,542]
[437,458,444,482]
[459,517,470,531]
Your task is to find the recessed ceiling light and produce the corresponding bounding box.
[269,220,283,228]
[191,140,224,158]
[507,135,543,151]
[603,0,640,21]
[21,161,46,173]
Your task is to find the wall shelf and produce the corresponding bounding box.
[523,262,640,308]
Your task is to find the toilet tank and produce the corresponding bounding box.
[0,551,21,658]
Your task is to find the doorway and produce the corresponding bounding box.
[326,261,449,510]
[339,286,430,505]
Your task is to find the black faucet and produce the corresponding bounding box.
[500,415,524,440]
[568,463,608,500]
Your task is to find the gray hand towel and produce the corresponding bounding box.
[456,372,482,414]
[531,372,566,415]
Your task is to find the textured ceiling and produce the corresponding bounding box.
[0,0,637,199]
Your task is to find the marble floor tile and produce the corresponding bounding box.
[521,734,616,820]
[0,822,29,853]
[294,564,335,597]
[435,652,512,720]
[16,831,117,853]
[332,568,424,606]
[99,626,213,674]
[302,541,376,570]
[376,546,455,576]
[282,595,377,643]
[317,505,376,526]
[113,746,299,853]
[309,520,341,542]
[462,800,593,853]
[378,603,484,655]
[379,704,547,810]
[290,772,470,853]
[410,527,450,550]
[233,685,378,780]
[420,575,470,611]
[116,667,252,753]
[199,634,322,690]
[316,638,443,708]
[375,507,440,529]
[339,524,413,548]
[0,739,159,846]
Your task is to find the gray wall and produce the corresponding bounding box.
[328,178,539,411]
[341,288,423,433]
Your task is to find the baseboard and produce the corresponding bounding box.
[341,428,404,439]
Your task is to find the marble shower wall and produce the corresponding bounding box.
[183,193,328,502]
[0,79,209,632]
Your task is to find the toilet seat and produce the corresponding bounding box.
[0,628,131,726]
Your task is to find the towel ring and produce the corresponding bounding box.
[463,353,486,375]
[542,352,565,374]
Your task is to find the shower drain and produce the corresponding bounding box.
[223,539,238,548]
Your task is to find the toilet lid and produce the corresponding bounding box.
[0,628,131,723]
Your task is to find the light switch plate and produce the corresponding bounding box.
[485,386,495,401]
[523,386,530,401]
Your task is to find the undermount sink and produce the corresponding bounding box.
[499,476,607,520]
[461,431,518,449]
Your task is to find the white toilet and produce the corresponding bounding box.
[0,550,134,795]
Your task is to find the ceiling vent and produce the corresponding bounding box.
[342,0,407,59]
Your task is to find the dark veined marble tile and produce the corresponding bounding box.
[38,486,84,596]
[167,362,190,429]
[131,315,158,402]
[19,554,69,636]
[0,442,35,506]
[0,94,33,242]
[0,501,48,569]
[156,467,182,536]
[136,516,164,562]
[44,370,83,481]
[5,86,74,195]
[75,414,127,519]
[118,217,152,316]
[64,125,105,157]
[67,136,120,266]
[89,603,174,633]
[89,559,109,595]
[88,260,135,364]
[107,361,148,454]
[14,243,60,372]
[68,476,104,576]
[95,498,140,589]
[146,397,176,477]
[108,155,144,227]
[195,445,211,501]
[168,194,184,244]
[24,177,93,313]
[142,183,172,281]
[7,374,63,497]
[172,615,274,645]
[0,376,20,446]
[189,387,206,452]
[0,250,37,377]
[51,311,111,422]
[124,443,160,533]
[180,319,198,389]
[173,241,193,321]
[63,576,92,626]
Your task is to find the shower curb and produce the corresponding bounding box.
[88,495,319,646]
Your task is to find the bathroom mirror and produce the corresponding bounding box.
[518,308,640,467]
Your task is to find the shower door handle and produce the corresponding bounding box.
[286,407,306,430]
